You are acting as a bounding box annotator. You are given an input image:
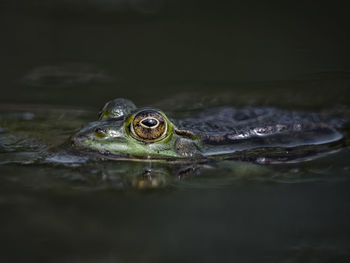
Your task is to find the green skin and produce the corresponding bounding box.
[71,99,203,160]
[70,98,345,163]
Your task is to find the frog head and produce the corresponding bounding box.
[71,98,202,160]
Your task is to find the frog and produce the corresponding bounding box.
[70,98,203,161]
[69,98,347,164]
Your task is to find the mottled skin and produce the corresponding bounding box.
[70,98,345,163]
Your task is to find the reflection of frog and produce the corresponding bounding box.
[70,98,346,164]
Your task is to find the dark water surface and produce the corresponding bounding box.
[1,1,350,262]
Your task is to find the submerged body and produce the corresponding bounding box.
[70,98,347,163]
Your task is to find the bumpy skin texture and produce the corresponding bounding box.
[70,98,345,162]
[71,99,202,160]
[98,98,137,120]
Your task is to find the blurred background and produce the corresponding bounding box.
[1,0,350,108]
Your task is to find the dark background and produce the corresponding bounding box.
[1,0,350,108]
[1,1,350,263]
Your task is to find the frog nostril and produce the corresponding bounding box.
[94,128,107,137]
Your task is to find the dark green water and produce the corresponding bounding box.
[1,1,350,262]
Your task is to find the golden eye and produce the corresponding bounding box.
[130,110,167,142]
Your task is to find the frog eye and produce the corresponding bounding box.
[130,110,167,142]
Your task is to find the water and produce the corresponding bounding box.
[1,1,350,262]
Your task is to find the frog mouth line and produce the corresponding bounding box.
[70,146,208,164]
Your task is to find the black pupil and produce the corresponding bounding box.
[141,118,158,127]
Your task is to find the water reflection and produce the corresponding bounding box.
[0,102,349,191]
[0,103,349,263]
